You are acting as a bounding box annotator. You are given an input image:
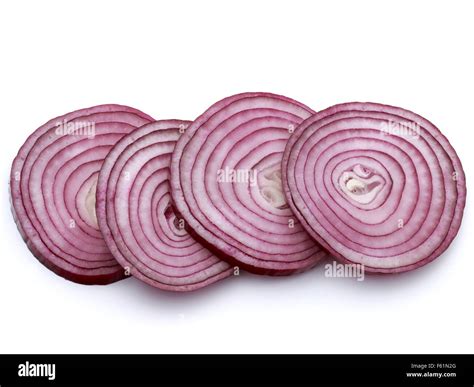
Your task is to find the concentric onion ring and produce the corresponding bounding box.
[96,121,233,291]
[283,102,466,273]
[171,92,328,275]
[10,104,153,284]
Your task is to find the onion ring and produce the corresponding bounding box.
[283,102,466,273]
[171,92,328,275]
[10,104,153,284]
[97,121,234,291]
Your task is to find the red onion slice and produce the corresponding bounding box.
[171,93,328,275]
[10,104,153,284]
[96,121,233,291]
[283,102,466,273]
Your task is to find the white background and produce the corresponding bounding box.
[0,0,472,354]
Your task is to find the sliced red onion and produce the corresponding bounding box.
[283,102,466,273]
[10,105,153,284]
[96,121,233,291]
[171,93,328,275]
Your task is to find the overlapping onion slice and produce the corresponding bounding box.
[10,104,153,284]
[283,102,467,273]
[171,92,328,275]
[97,121,233,291]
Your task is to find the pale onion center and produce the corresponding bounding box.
[85,178,98,228]
[258,165,288,209]
[339,164,385,204]
[163,203,187,236]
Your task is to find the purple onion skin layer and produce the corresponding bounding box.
[171,92,328,275]
[283,102,466,274]
[96,121,234,292]
[10,104,153,285]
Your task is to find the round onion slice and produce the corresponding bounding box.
[283,102,466,273]
[10,104,153,284]
[96,121,233,291]
[171,92,328,275]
